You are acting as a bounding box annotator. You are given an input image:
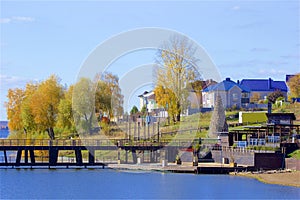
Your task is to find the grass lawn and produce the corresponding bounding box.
[288,149,300,160]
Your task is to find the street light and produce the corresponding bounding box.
[218,135,223,167]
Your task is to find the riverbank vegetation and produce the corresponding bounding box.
[5,73,123,140]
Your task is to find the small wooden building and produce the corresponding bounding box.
[266,113,296,125]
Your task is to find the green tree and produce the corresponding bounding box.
[130,105,139,115]
[72,78,96,134]
[209,94,228,137]
[56,85,75,132]
[155,34,200,122]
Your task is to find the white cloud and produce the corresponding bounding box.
[0,16,35,24]
[258,68,287,76]
[0,18,11,24]
[12,16,35,22]
[251,48,270,52]
[0,74,32,90]
[231,6,240,11]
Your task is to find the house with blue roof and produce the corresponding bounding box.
[239,78,288,100]
[202,78,250,108]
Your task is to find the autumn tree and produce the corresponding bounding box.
[155,34,200,122]
[209,94,228,138]
[21,83,38,133]
[154,85,178,122]
[287,73,300,101]
[250,92,261,103]
[267,90,284,104]
[95,72,124,119]
[5,88,24,131]
[30,75,63,139]
[56,85,75,132]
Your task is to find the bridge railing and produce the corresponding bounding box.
[0,138,204,147]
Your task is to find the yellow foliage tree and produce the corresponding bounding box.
[154,85,178,122]
[287,73,300,100]
[30,75,63,136]
[21,82,39,133]
[5,88,24,131]
[155,34,199,122]
[56,85,75,132]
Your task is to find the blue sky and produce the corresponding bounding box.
[1,0,299,120]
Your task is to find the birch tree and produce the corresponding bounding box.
[155,34,200,122]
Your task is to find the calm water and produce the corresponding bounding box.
[0,169,299,199]
[0,129,299,199]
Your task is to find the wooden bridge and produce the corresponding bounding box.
[0,138,218,168]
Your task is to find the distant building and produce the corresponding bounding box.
[202,78,250,109]
[266,113,296,125]
[239,78,288,100]
[286,74,295,83]
[138,91,158,112]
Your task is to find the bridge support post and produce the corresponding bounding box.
[88,150,95,164]
[49,148,58,166]
[125,150,128,163]
[75,149,83,165]
[132,150,137,164]
[24,150,28,164]
[16,149,22,166]
[4,150,8,164]
[29,150,35,164]
[138,123,140,141]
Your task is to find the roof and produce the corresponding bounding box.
[266,113,296,120]
[138,91,155,99]
[240,78,287,92]
[202,78,250,92]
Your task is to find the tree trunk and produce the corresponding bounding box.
[176,114,180,122]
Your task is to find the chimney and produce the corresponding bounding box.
[237,80,240,84]
[226,77,230,81]
[268,78,272,89]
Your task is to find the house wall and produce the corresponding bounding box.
[203,88,245,109]
[228,86,243,108]
[202,92,214,108]
[139,97,145,111]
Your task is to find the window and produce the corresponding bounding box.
[242,93,249,98]
[232,93,238,102]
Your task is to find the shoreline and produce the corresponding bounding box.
[230,170,300,188]
[108,163,300,188]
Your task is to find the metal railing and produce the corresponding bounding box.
[0,138,203,147]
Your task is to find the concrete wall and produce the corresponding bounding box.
[285,158,300,171]
[211,150,255,166]
[212,150,285,170]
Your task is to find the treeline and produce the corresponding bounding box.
[6,73,123,139]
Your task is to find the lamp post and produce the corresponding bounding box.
[218,135,222,167]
